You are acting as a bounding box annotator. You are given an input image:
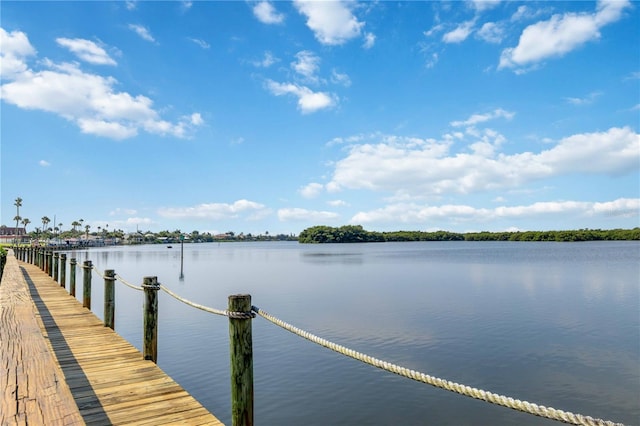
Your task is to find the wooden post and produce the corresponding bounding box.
[70,258,77,297]
[104,269,116,329]
[228,294,254,426]
[82,260,92,309]
[53,252,59,282]
[142,276,160,363]
[60,254,67,288]
[47,251,53,277]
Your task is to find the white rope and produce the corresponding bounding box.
[252,306,623,426]
[159,284,228,317]
[114,274,144,291]
[90,265,105,279]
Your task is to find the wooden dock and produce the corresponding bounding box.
[1,253,223,425]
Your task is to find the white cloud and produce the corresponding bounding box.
[351,198,639,225]
[476,22,503,44]
[363,32,376,49]
[0,28,37,79]
[77,118,137,139]
[425,52,439,69]
[158,200,269,220]
[292,50,321,82]
[470,0,502,12]
[591,198,640,217]
[189,38,210,49]
[294,0,364,45]
[442,20,475,43]
[253,1,285,24]
[278,208,339,222]
[326,127,639,197]
[0,28,203,140]
[265,80,336,114]
[110,208,138,216]
[125,1,136,11]
[128,24,155,42]
[56,38,116,65]
[189,112,204,125]
[331,69,351,87]
[39,160,50,167]
[253,51,278,68]
[450,108,515,127]
[424,23,445,38]
[125,217,154,226]
[564,91,602,106]
[499,0,631,70]
[328,199,348,207]
[300,182,324,198]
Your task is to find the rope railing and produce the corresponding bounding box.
[251,305,622,426]
[115,274,143,291]
[90,264,105,279]
[17,246,626,426]
[158,284,229,317]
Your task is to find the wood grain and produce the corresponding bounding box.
[12,258,224,425]
[0,252,84,425]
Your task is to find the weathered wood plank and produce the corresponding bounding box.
[18,260,224,425]
[0,251,84,426]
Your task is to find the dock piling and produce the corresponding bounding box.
[70,258,77,296]
[104,269,116,329]
[82,260,92,309]
[228,294,254,426]
[143,276,160,363]
[60,254,67,288]
[53,252,59,283]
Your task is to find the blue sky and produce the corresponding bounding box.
[1,0,638,236]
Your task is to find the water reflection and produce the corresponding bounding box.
[58,241,639,425]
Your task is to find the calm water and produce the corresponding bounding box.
[67,241,639,425]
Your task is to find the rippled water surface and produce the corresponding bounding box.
[68,241,639,425]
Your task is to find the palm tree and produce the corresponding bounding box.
[14,197,22,245]
[42,216,50,238]
[13,215,22,246]
[21,218,31,233]
[71,221,80,232]
[85,225,91,243]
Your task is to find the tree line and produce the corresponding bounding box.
[298,225,640,243]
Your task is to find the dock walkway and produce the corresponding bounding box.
[1,253,223,425]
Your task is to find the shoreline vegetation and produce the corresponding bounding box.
[2,225,639,248]
[297,225,640,243]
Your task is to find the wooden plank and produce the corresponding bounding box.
[0,252,84,426]
[18,261,224,426]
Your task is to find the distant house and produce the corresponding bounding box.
[0,225,27,244]
[126,233,144,244]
